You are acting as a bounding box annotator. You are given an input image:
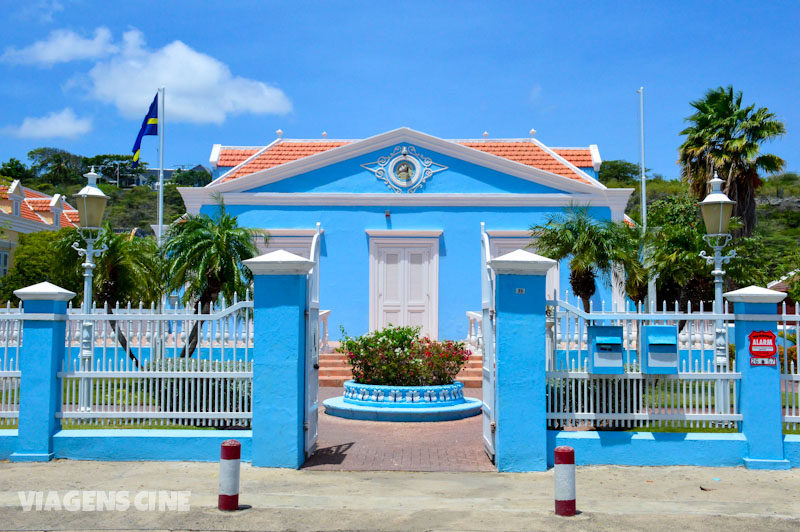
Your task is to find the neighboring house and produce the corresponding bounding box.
[0,180,80,274]
[181,127,632,339]
[768,270,798,314]
[142,165,211,188]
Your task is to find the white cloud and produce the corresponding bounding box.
[1,27,117,66]
[88,30,292,124]
[2,108,92,139]
[15,1,64,24]
[528,83,543,105]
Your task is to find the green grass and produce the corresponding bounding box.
[60,421,217,430]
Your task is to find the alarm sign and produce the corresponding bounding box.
[748,330,777,366]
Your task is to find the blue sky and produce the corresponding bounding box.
[1,1,798,178]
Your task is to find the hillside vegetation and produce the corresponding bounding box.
[600,160,799,285]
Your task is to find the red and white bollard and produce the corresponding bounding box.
[218,439,241,511]
[554,445,576,516]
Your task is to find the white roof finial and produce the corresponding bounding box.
[276,129,283,139]
[529,128,536,138]
[322,131,328,139]
[483,131,488,141]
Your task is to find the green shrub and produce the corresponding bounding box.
[337,326,471,386]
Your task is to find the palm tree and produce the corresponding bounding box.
[56,225,163,366]
[604,221,649,306]
[530,206,614,312]
[679,86,785,236]
[163,204,257,358]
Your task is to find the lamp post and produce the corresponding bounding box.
[698,172,736,415]
[72,167,109,411]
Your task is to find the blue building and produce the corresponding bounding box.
[178,128,632,340]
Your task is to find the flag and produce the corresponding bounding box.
[131,93,158,168]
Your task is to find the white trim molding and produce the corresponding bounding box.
[177,189,634,215]
[365,229,442,237]
[486,230,530,238]
[589,144,602,172]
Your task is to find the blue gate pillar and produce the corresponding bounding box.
[724,286,789,470]
[244,250,314,468]
[490,249,557,472]
[11,281,75,462]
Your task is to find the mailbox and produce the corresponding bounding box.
[641,325,679,375]
[587,325,624,374]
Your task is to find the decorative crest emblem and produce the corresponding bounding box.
[361,145,447,193]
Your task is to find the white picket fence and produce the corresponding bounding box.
[778,302,800,431]
[0,305,23,428]
[58,296,255,428]
[546,298,742,430]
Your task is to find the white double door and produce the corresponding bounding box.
[370,240,438,339]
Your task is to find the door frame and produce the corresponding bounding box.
[368,234,440,339]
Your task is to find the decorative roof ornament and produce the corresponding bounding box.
[530,128,536,138]
[361,145,447,193]
[276,129,283,139]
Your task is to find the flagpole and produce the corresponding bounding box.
[157,87,165,246]
[637,86,646,233]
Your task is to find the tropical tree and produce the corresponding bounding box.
[163,204,257,357]
[530,206,613,312]
[0,229,82,303]
[55,225,164,365]
[603,221,650,306]
[679,86,786,236]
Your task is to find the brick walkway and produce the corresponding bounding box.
[303,387,495,472]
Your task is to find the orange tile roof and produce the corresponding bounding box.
[0,185,78,227]
[62,210,80,227]
[26,198,52,212]
[216,139,595,185]
[552,149,594,168]
[459,142,591,184]
[218,148,261,167]
[222,142,350,181]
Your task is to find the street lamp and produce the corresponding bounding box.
[698,172,736,415]
[72,167,109,411]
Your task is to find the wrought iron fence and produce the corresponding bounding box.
[778,302,800,431]
[0,303,23,428]
[58,296,254,428]
[546,297,742,430]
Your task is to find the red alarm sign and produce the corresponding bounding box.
[748,330,777,366]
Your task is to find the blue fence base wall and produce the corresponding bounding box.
[52,430,252,462]
[782,435,800,468]
[0,429,18,460]
[547,431,747,467]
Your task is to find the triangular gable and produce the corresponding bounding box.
[207,127,605,195]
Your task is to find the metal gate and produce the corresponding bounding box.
[480,223,497,461]
[304,223,322,457]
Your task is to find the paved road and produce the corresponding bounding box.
[2,461,800,531]
[304,387,493,471]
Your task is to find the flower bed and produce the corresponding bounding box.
[337,326,471,386]
[323,326,481,421]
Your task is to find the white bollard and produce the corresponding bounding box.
[218,439,241,511]
[554,445,576,516]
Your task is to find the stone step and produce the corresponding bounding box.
[319,376,350,387]
[319,356,483,365]
[319,376,483,388]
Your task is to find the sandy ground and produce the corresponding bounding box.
[1,460,799,531]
